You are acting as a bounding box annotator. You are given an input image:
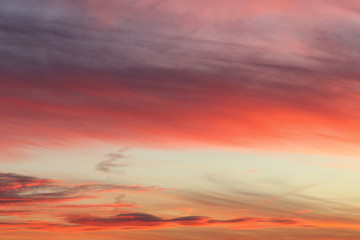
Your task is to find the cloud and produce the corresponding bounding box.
[53,203,137,209]
[1,172,360,236]
[0,210,33,216]
[66,212,301,230]
[0,220,70,231]
[0,172,162,205]
[174,174,360,235]
[0,0,359,157]
[0,212,300,232]
[95,150,130,174]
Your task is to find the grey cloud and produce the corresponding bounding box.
[96,150,130,174]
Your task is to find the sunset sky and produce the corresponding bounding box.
[1,1,360,239]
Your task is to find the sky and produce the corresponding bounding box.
[1,0,360,239]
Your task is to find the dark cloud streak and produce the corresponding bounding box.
[0,172,161,205]
[96,150,130,174]
[66,212,300,230]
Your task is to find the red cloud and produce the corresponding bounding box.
[1,1,360,157]
[0,173,162,205]
[53,203,138,209]
[66,212,301,231]
[1,70,360,158]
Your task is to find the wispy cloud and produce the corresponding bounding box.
[1,172,360,237]
[175,175,360,234]
[95,150,130,174]
[0,172,162,205]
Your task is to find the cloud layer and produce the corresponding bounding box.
[0,0,360,157]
